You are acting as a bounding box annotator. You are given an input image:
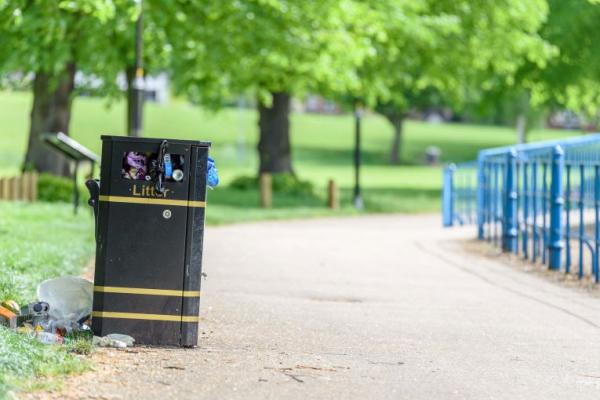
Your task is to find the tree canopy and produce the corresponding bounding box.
[1,0,599,173]
[164,0,372,107]
[347,0,554,161]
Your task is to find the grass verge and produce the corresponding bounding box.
[0,202,95,398]
[0,90,582,216]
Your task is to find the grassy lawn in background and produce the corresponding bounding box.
[0,202,95,397]
[0,91,583,220]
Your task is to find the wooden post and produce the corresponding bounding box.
[327,179,339,209]
[31,172,39,201]
[21,173,31,201]
[260,173,272,208]
[1,177,9,201]
[0,177,5,200]
[10,176,19,201]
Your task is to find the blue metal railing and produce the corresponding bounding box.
[442,133,600,283]
[442,161,477,227]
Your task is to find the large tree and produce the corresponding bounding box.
[351,0,553,163]
[527,0,600,129]
[463,0,600,143]
[0,1,137,175]
[165,0,372,174]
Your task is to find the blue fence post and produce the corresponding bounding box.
[442,164,456,227]
[502,148,518,252]
[476,153,485,239]
[594,165,599,283]
[548,145,565,270]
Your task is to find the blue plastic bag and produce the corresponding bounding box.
[207,156,219,188]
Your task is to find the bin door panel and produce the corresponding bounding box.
[104,202,188,290]
[94,202,188,345]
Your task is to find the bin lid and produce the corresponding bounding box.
[101,135,211,147]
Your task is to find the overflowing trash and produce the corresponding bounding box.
[0,276,135,349]
[121,150,219,188]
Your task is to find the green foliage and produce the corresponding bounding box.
[37,173,73,203]
[229,173,314,196]
[463,0,600,130]
[350,0,553,113]
[166,0,374,106]
[531,0,600,114]
[0,0,139,97]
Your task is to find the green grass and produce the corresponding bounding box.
[0,327,91,395]
[0,202,94,304]
[0,202,94,398]
[0,91,583,220]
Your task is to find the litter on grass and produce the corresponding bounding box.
[1,276,136,348]
[93,334,135,348]
[37,276,93,332]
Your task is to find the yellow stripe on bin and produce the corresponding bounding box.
[99,195,205,208]
[92,311,199,322]
[94,285,200,297]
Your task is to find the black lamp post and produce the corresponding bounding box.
[130,0,144,137]
[353,105,364,209]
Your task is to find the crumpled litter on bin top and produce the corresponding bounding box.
[37,276,93,329]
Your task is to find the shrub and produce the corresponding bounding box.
[37,173,73,203]
[228,175,256,191]
[37,173,88,204]
[229,173,314,196]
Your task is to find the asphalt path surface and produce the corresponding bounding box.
[27,215,600,399]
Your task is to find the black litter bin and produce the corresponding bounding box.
[86,136,211,346]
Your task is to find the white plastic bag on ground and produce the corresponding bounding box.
[37,276,93,329]
[93,335,129,348]
[105,333,135,347]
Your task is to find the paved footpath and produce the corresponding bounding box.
[28,215,600,400]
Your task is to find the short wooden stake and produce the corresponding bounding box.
[31,172,39,201]
[1,177,9,200]
[10,176,19,201]
[21,173,31,201]
[260,173,272,208]
[327,179,339,209]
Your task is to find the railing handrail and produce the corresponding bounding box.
[444,131,600,284]
[479,133,600,158]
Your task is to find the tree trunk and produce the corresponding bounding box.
[386,113,404,165]
[126,65,136,136]
[515,92,530,144]
[126,64,145,137]
[258,92,293,174]
[24,63,76,176]
[516,113,527,144]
